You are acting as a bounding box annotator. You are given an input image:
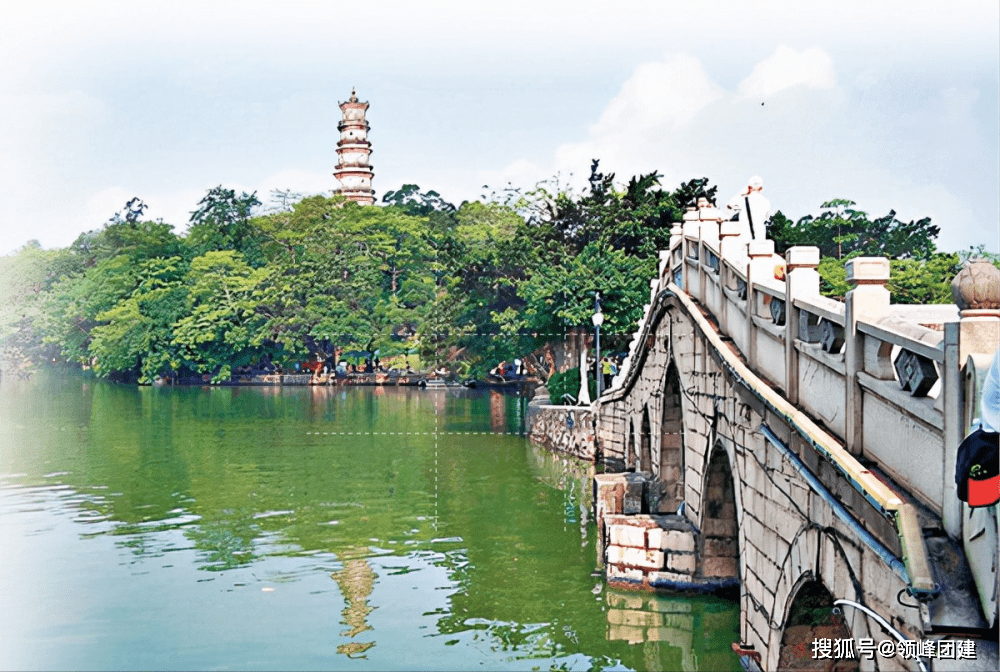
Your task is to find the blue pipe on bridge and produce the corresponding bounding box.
[758,423,910,586]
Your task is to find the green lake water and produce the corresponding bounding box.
[0,374,740,671]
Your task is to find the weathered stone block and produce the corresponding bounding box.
[648,570,694,586]
[701,518,731,537]
[845,257,890,284]
[607,565,644,582]
[748,240,775,258]
[643,479,668,514]
[608,524,647,548]
[660,464,681,483]
[623,472,647,514]
[772,502,805,542]
[747,606,770,649]
[704,537,739,558]
[661,431,682,447]
[757,556,780,589]
[666,552,697,574]
[785,246,820,268]
[702,556,738,578]
[620,547,664,570]
[648,528,696,553]
[594,473,625,518]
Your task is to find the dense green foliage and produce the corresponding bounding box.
[1,164,982,382]
[769,198,985,301]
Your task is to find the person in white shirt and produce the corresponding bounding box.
[726,176,771,241]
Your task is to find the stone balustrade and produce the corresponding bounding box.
[611,205,999,537]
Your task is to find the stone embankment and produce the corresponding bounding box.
[526,390,597,461]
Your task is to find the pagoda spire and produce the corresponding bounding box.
[333,88,374,205]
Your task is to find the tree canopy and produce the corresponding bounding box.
[4,168,977,382]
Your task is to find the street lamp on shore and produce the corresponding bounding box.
[592,292,604,397]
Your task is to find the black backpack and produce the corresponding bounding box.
[955,428,1000,507]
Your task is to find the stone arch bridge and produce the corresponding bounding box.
[533,205,999,670]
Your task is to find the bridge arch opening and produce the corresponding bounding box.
[639,406,652,473]
[701,445,739,585]
[658,362,684,512]
[778,579,858,670]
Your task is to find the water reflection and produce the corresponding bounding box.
[0,374,739,671]
[332,546,377,658]
[604,589,741,672]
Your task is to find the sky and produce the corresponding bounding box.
[1,1,998,256]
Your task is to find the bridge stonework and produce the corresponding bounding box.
[598,290,923,670]
[535,204,1000,670]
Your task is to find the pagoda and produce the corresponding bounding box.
[333,89,375,205]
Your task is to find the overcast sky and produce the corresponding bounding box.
[1,1,997,256]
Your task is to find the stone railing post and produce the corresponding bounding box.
[668,225,683,289]
[669,224,683,251]
[682,216,699,293]
[784,247,821,404]
[746,241,776,372]
[717,222,743,337]
[952,258,1000,364]
[942,322,962,537]
[658,249,671,285]
[844,257,891,456]
[718,221,744,264]
[945,260,1000,536]
[700,217,720,250]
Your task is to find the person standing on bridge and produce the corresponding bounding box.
[726,175,771,242]
[601,356,613,390]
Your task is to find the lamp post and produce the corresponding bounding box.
[592,292,604,397]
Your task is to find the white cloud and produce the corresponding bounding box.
[492,44,996,252]
[548,53,726,190]
[738,46,836,99]
[592,54,725,135]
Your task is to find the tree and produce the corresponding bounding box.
[515,243,653,339]
[171,251,270,381]
[382,184,456,216]
[771,198,951,303]
[0,242,63,371]
[186,186,264,263]
[43,254,142,366]
[770,199,940,261]
[478,162,714,352]
[88,257,189,381]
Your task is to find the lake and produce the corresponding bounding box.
[0,374,739,671]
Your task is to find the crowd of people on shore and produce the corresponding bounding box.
[307,354,418,385]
